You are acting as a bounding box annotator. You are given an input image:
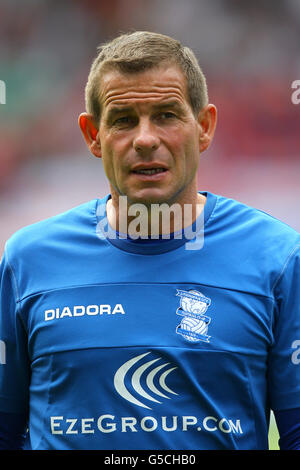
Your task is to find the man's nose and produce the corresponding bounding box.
[133,119,160,154]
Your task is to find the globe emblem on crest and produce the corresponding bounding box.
[176,289,212,343]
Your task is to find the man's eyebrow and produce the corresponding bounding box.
[105,106,133,119]
[104,100,185,121]
[152,100,184,111]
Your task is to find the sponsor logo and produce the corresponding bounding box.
[49,351,243,437]
[113,352,178,410]
[175,289,212,343]
[50,414,243,435]
[44,304,125,321]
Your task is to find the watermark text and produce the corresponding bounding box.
[0,340,6,364]
[96,196,205,251]
[291,80,300,104]
[291,340,300,365]
[0,80,6,104]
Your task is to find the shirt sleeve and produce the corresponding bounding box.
[268,244,300,411]
[274,407,300,450]
[0,247,30,416]
[0,411,28,450]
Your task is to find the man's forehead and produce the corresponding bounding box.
[99,64,189,110]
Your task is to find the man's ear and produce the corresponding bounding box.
[197,104,217,153]
[78,113,102,158]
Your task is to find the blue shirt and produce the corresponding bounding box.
[0,191,300,450]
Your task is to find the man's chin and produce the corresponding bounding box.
[125,191,175,207]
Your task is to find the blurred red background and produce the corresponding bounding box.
[0,0,299,251]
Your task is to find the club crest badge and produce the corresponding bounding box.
[175,289,212,343]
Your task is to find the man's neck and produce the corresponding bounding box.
[106,193,206,237]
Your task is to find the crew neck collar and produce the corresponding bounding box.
[95,191,217,254]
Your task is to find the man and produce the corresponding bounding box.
[0,31,300,450]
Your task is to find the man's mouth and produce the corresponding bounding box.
[132,168,167,175]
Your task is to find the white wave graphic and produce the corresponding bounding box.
[113,352,178,409]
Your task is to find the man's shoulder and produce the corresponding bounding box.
[4,199,99,260]
[212,192,300,241]
[208,192,300,272]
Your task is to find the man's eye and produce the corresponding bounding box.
[158,112,176,120]
[114,116,132,125]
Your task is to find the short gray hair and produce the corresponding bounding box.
[85,31,209,125]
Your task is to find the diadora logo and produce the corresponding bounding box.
[44,303,125,321]
[113,352,178,410]
[176,289,212,343]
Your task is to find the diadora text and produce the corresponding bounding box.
[44,304,125,321]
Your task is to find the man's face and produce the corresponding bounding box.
[97,64,212,206]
